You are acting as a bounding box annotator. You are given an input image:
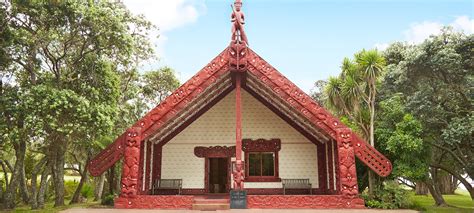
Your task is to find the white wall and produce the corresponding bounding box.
[161,90,319,189]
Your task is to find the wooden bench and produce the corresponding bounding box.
[152,179,183,195]
[282,179,312,195]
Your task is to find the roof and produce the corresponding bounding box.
[88,43,392,178]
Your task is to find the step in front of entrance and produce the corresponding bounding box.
[192,196,230,211]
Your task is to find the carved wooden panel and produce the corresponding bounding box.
[115,196,194,209]
[242,138,281,152]
[194,146,236,158]
[336,128,358,197]
[120,127,142,198]
[247,195,365,209]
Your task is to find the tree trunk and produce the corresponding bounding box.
[367,88,376,197]
[0,160,9,188]
[30,158,47,209]
[0,179,3,209]
[51,141,66,207]
[70,154,91,204]
[428,168,447,206]
[438,174,456,194]
[94,174,105,201]
[37,164,50,209]
[431,163,474,200]
[415,181,429,195]
[3,140,27,209]
[19,163,30,204]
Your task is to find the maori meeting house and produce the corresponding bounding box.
[88,0,392,210]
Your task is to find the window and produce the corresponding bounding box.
[242,139,281,182]
[248,152,275,176]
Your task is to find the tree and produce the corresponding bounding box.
[324,49,386,195]
[382,29,473,203]
[2,0,153,208]
[141,67,180,107]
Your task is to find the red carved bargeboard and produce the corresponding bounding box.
[115,196,194,209]
[247,195,365,209]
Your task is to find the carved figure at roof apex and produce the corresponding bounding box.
[231,0,248,46]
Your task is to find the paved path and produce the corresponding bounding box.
[62,208,419,213]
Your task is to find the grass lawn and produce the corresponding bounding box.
[409,190,474,213]
[10,201,103,213]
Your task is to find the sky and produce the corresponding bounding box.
[123,0,473,93]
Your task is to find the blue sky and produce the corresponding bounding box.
[124,0,473,93]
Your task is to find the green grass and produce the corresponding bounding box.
[11,201,102,213]
[409,190,474,213]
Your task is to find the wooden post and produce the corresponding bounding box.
[233,74,244,190]
[236,74,242,161]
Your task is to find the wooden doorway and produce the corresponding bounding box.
[208,158,230,193]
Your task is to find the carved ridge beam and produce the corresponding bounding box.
[245,73,329,143]
[148,72,233,143]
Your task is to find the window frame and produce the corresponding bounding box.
[242,139,281,182]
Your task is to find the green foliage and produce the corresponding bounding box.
[141,67,180,106]
[101,194,115,206]
[64,181,79,200]
[362,181,411,209]
[376,95,429,181]
[382,29,474,180]
[80,184,94,199]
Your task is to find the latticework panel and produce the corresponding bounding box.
[353,136,392,177]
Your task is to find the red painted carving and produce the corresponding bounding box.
[242,138,281,152]
[245,49,392,177]
[115,196,194,209]
[230,0,248,45]
[353,135,392,177]
[233,160,245,189]
[194,146,236,158]
[327,140,335,194]
[120,127,142,198]
[229,43,248,71]
[246,188,325,195]
[336,128,358,197]
[247,195,365,209]
[88,132,126,176]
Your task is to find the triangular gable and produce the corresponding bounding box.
[89,45,392,178]
[244,48,391,177]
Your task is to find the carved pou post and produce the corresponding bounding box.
[233,160,245,190]
[336,128,359,197]
[120,127,142,198]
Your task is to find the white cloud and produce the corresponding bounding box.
[451,16,474,34]
[123,0,205,32]
[404,21,444,44]
[374,43,389,51]
[123,0,206,62]
[404,16,473,44]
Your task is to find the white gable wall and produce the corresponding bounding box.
[161,90,319,189]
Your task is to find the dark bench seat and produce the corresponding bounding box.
[282,178,312,195]
[152,179,182,195]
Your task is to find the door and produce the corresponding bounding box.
[208,158,229,193]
